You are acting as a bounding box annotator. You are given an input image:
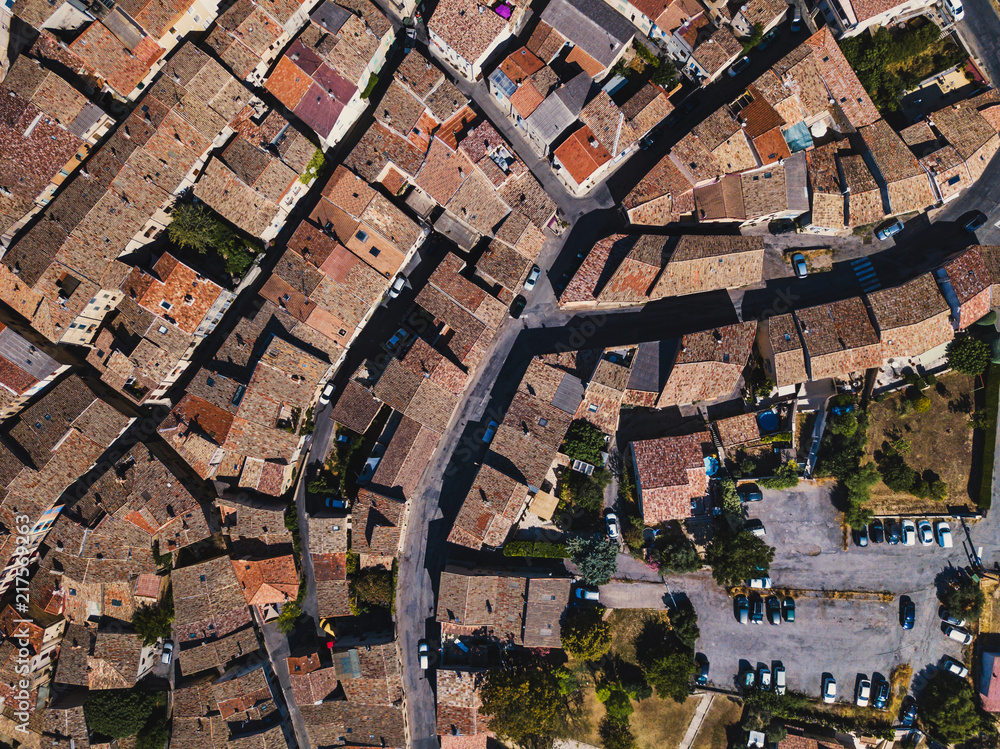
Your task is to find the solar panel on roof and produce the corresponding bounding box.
[489,69,517,99]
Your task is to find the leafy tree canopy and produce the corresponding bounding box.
[167,204,216,254]
[84,691,157,739]
[480,662,565,749]
[942,578,986,618]
[276,601,302,634]
[351,567,395,609]
[567,537,619,586]
[561,420,607,466]
[919,671,987,744]
[669,600,700,649]
[132,601,173,646]
[705,530,775,588]
[642,650,696,703]
[948,335,991,376]
[560,606,612,661]
[598,718,637,749]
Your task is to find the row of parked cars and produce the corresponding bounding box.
[855,518,953,547]
[735,594,795,624]
[741,662,787,694]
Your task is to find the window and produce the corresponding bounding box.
[200,575,206,582]
[158,325,168,334]
[369,247,380,257]
[356,230,369,242]
[538,418,548,427]
[588,404,598,412]
[111,599,122,607]
[160,301,172,310]
[69,588,76,596]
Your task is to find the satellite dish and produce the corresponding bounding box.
[810,121,828,137]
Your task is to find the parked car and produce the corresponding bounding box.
[870,519,885,543]
[791,253,808,279]
[938,521,953,548]
[822,676,836,703]
[855,525,869,547]
[387,328,408,349]
[766,596,781,625]
[739,484,763,502]
[759,666,772,690]
[901,519,916,546]
[751,596,764,624]
[944,0,965,20]
[790,3,803,30]
[404,26,417,51]
[388,275,407,298]
[319,382,336,405]
[695,654,709,686]
[161,640,173,665]
[887,519,901,544]
[728,55,751,77]
[900,697,917,727]
[941,608,967,627]
[944,657,970,678]
[575,587,600,602]
[482,421,498,443]
[418,639,430,669]
[746,518,766,537]
[749,577,773,589]
[325,497,347,509]
[606,512,621,541]
[876,219,904,240]
[917,519,934,545]
[900,597,915,629]
[856,676,871,707]
[757,27,781,49]
[742,669,756,690]
[736,594,750,624]
[774,664,786,695]
[873,679,889,709]
[964,211,987,233]
[946,625,974,644]
[524,265,541,291]
[783,597,795,622]
[508,294,527,318]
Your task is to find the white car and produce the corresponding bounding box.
[524,266,541,291]
[319,382,336,405]
[759,666,771,690]
[418,640,430,670]
[938,521,953,548]
[388,275,407,299]
[774,665,786,695]
[606,513,620,541]
[823,676,837,703]
[917,519,933,545]
[749,577,773,589]
[946,625,974,645]
[161,640,173,665]
[944,0,964,20]
[856,676,871,707]
[944,657,969,678]
[901,519,916,546]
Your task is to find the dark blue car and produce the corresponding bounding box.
[900,597,915,629]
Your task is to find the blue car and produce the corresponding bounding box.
[900,597,915,629]
[876,220,903,240]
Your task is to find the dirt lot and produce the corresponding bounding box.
[606,609,670,662]
[865,374,976,511]
[690,695,743,749]
[565,682,699,749]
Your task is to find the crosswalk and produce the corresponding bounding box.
[850,257,881,293]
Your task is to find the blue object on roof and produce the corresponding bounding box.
[758,410,779,432]
[783,121,813,153]
[602,74,628,96]
[704,456,719,476]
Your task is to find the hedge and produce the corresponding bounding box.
[503,541,570,558]
[978,363,1000,510]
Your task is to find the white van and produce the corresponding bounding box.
[749,577,773,589]
[944,0,964,21]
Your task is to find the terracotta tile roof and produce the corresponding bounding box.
[981,652,1000,713]
[740,85,786,139]
[69,22,164,96]
[428,0,510,65]
[715,411,762,448]
[437,569,527,638]
[752,126,792,165]
[932,102,997,161]
[417,137,473,205]
[554,125,612,185]
[859,119,920,183]
[346,121,427,182]
[445,170,510,234]
[795,297,881,378]
[658,322,756,405]
[396,51,446,98]
[631,432,710,523]
[579,91,638,157]
[692,26,741,75]
[804,28,879,128]
[377,80,427,137]
[867,273,948,330]
[670,131,720,184]
[942,246,992,309]
[693,107,741,151]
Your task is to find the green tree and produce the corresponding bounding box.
[567,536,619,586]
[480,662,565,749]
[650,533,702,574]
[669,600,699,649]
[919,671,984,744]
[84,691,156,739]
[828,412,858,437]
[643,650,696,703]
[719,479,742,514]
[561,606,612,661]
[759,461,799,490]
[351,568,395,609]
[167,204,217,254]
[132,597,173,646]
[602,686,634,720]
[561,420,607,466]
[942,578,986,618]
[742,22,763,52]
[650,60,677,88]
[275,600,302,634]
[136,718,168,749]
[705,530,775,588]
[598,718,637,749]
[948,336,991,376]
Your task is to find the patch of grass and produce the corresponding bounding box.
[887,664,913,718]
[566,687,603,745]
[606,610,670,663]
[631,694,699,749]
[691,696,743,749]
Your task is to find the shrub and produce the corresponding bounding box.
[603,687,634,720]
[503,541,570,558]
[599,718,637,749]
[759,461,799,489]
[650,532,702,574]
[706,529,775,587]
[561,420,607,466]
[351,567,395,610]
[360,73,378,99]
[276,600,302,634]
[669,600,699,648]
[942,578,985,618]
[567,536,619,586]
[914,395,932,412]
[650,60,677,88]
[643,650,696,703]
[299,148,325,184]
[719,480,742,515]
[561,606,612,660]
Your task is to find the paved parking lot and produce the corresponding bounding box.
[598,481,992,701]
